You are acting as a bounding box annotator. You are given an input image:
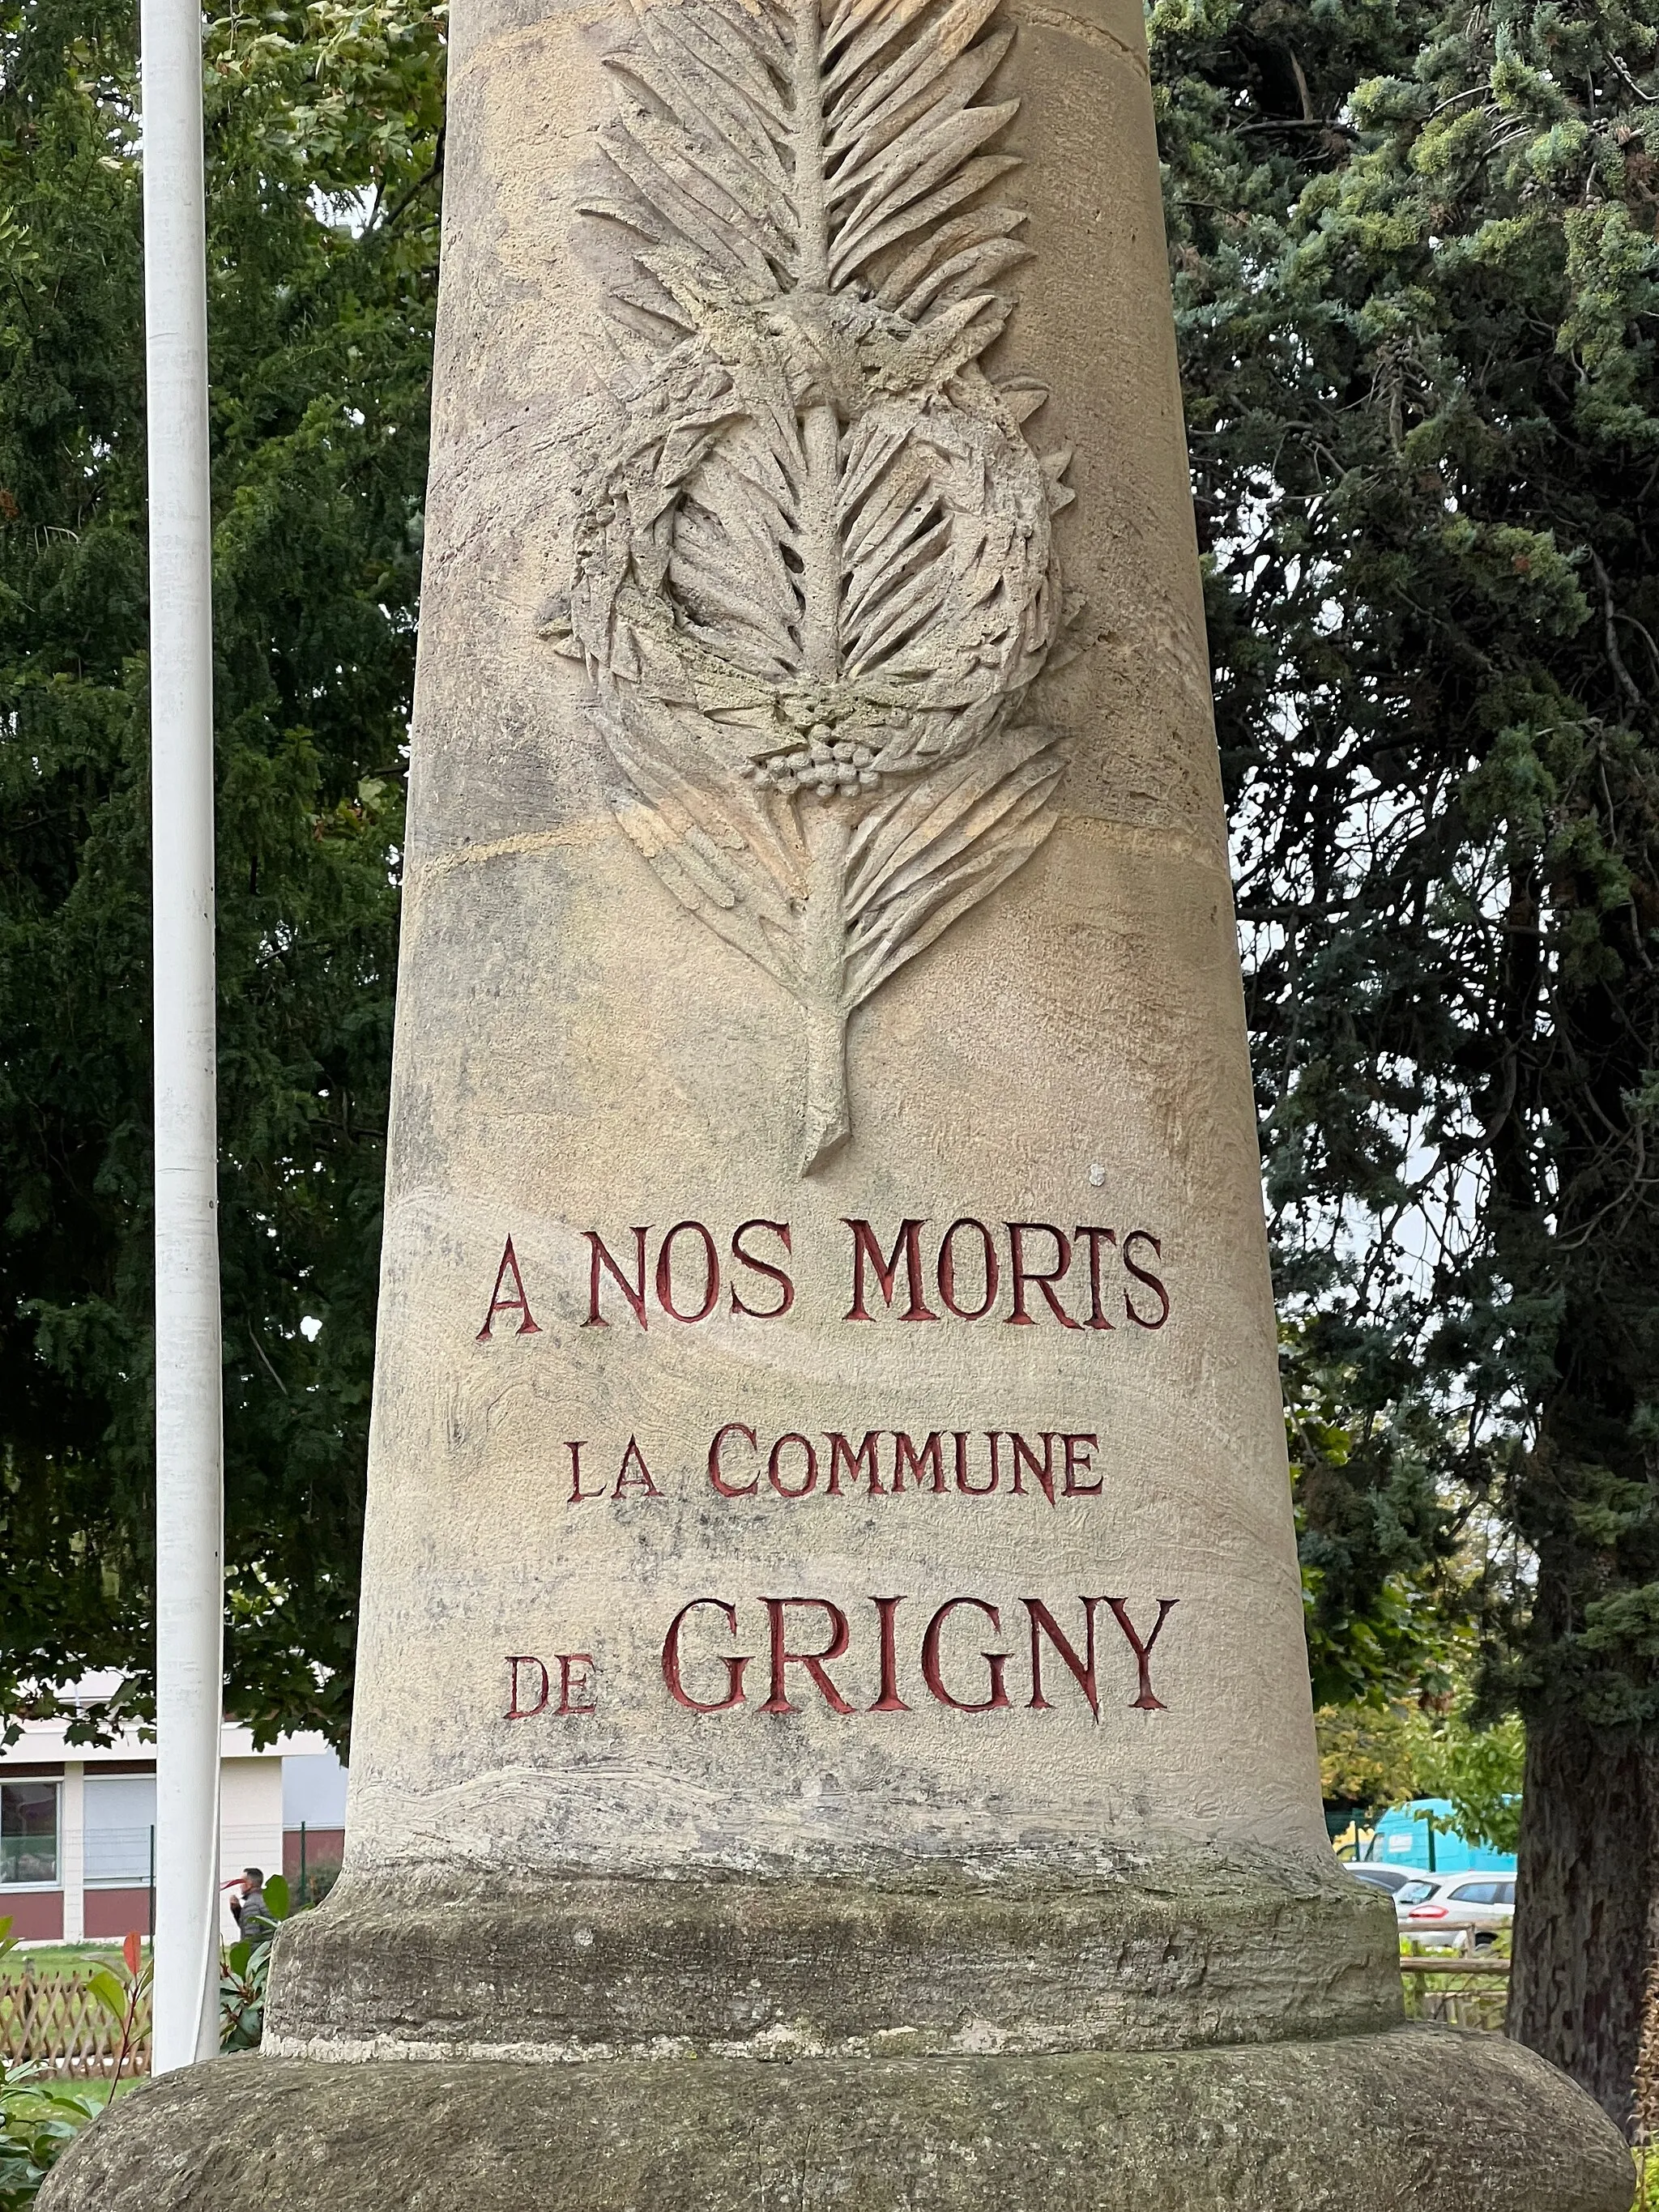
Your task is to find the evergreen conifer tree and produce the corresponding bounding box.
[1153,0,1659,2125]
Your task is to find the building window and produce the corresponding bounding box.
[85,1774,157,1887]
[1,1781,60,1886]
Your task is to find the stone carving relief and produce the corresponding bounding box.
[543,0,1078,1171]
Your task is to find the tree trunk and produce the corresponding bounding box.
[1511,1716,1659,2134]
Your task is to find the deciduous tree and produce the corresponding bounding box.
[0,0,444,1752]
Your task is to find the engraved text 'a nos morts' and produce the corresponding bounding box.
[544,0,1077,1173]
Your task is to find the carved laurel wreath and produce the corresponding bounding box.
[543,0,1077,1172]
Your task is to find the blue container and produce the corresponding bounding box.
[1350,1796,1516,1876]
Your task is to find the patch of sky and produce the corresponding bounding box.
[308,185,375,236]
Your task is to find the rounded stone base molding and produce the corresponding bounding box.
[39,2029,1631,2212]
[265,1852,1401,2061]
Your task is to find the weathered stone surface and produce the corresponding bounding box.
[38,2033,1635,2212]
[267,1856,1401,2061]
[322,0,1337,2046]
[91,0,1626,2203]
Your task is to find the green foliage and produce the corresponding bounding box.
[296,1860,340,1908]
[219,1934,274,2052]
[1316,1700,1420,1814]
[0,2069,99,2212]
[1413,1710,1526,1853]
[0,0,445,1748]
[83,1927,150,2086]
[1286,1330,1469,1708]
[0,1921,99,2208]
[82,1971,127,2029]
[220,1869,291,2049]
[1152,0,1659,1754]
[1317,1688,1523,1845]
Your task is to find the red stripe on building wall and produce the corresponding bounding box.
[0,1891,63,1941]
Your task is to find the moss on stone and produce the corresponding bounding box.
[39,2028,1632,2212]
[267,1850,1402,2060]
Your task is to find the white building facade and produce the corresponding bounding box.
[0,1689,347,1946]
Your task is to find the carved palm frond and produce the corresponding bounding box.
[822,0,1018,292]
[551,0,1079,1171]
[599,694,806,988]
[670,414,806,682]
[844,722,1064,1004]
[586,0,1026,315]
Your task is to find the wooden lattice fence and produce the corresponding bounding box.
[1400,1925,1511,2034]
[0,1934,1516,2076]
[0,1971,151,2078]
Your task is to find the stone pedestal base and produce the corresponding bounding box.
[38,2030,1631,2212]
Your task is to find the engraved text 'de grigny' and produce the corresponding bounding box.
[543,0,1077,1171]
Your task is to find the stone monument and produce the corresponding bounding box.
[45,0,1633,2199]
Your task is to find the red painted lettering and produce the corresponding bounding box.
[1107,1596,1179,1709]
[730,1219,795,1319]
[1026,1598,1101,1718]
[869,1596,909,1712]
[827,1430,883,1497]
[891,1431,946,1493]
[505,1656,550,1720]
[613,1435,661,1498]
[655,1221,720,1323]
[1062,1433,1102,1495]
[842,1218,939,1323]
[1122,1232,1171,1329]
[557,1653,597,1715]
[662,1599,750,1713]
[1005,1222,1082,1328]
[1071,1225,1118,1331]
[708,1423,759,1498]
[760,1596,855,1715]
[920,1598,1010,1712]
[567,1439,608,1504]
[768,1433,819,1498]
[477,1237,542,1340]
[936,1217,999,1320]
[958,1430,999,1494]
[583,1226,651,1328]
[1008,1430,1057,1506]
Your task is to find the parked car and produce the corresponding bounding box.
[1396,1872,1516,1950]
[1344,1861,1421,1898]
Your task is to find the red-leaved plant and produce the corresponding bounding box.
[86,1932,151,2082]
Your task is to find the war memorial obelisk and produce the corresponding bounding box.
[46,0,1631,2199]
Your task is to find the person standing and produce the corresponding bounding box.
[230,1867,276,1946]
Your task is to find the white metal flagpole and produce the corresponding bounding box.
[141,0,224,2073]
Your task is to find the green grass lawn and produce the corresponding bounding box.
[6,1944,142,1980]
